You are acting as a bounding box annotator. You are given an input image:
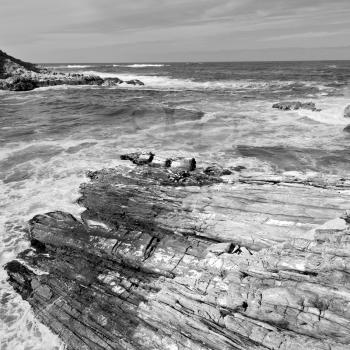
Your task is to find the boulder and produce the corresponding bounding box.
[343,124,350,133]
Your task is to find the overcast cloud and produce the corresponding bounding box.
[1,0,349,62]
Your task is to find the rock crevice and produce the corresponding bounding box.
[6,153,350,350]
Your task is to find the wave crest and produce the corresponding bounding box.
[82,70,326,92]
[113,64,166,68]
[66,65,92,68]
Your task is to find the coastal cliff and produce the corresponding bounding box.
[0,49,41,78]
[6,152,350,350]
[0,50,143,91]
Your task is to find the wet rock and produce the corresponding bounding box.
[6,153,350,350]
[0,71,105,91]
[232,165,246,172]
[344,105,350,118]
[0,49,144,91]
[125,79,145,86]
[204,165,232,176]
[343,124,350,133]
[300,102,320,111]
[273,101,321,111]
[1,76,38,91]
[120,151,154,165]
[273,101,302,110]
[102,77,124,86]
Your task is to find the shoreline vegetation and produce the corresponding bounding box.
[3,50,350,350]
[0,50,144,91]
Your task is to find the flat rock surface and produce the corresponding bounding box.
[6,153,350,350]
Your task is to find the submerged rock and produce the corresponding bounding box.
[344,105,350,118]
[125,79,145,86]
[273,101,321,111]
[102,77,124,86]
[6,153,350,350]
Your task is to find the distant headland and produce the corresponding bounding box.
[0,50,144,91]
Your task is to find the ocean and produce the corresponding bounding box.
[1,60,350,349]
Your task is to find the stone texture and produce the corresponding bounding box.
[273,101,321,112]
[0,49,40,78]
[343,124,350,133]
[0,49,144,91]
[6,153,350,350]
[125,79,145,86]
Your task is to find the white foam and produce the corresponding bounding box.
[66,65,92,68]
[47,64,93,69]
[0,137,131,349]
[82,70,307,91]
[113,64,166,68]
[293,97,350,125]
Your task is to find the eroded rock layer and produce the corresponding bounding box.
[6,153,350,350]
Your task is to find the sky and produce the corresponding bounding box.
[1,0,350,62]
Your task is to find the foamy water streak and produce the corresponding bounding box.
[47,64,93,69]
[294,97,350,125]
[113,64,166,68]
[0,138,130,350]
[66,65,92,68]
[82,70,325,92]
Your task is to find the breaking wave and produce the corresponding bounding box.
[113,64,166,68]
[82,70,325,92]
[66,65,92,68]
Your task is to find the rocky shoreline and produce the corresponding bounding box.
[0,50,144,91]
[6,152,350,350]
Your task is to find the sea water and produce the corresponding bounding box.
[1,61,350,349]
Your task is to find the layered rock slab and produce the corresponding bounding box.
[6,153,350,350]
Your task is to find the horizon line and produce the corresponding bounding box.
[39,59,350,64]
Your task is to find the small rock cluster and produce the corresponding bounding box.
[273,101,321,111]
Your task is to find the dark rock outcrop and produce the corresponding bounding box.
[6,153,350,350]
[125,79,145,86]
[343,124,350,133]
[0,76,38,91]
[0,73,105,91]
[0,49,41,78]
[102,77,124,87]
[273,101,321,112]
[344,105,350,118]
[0,49,144,91]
